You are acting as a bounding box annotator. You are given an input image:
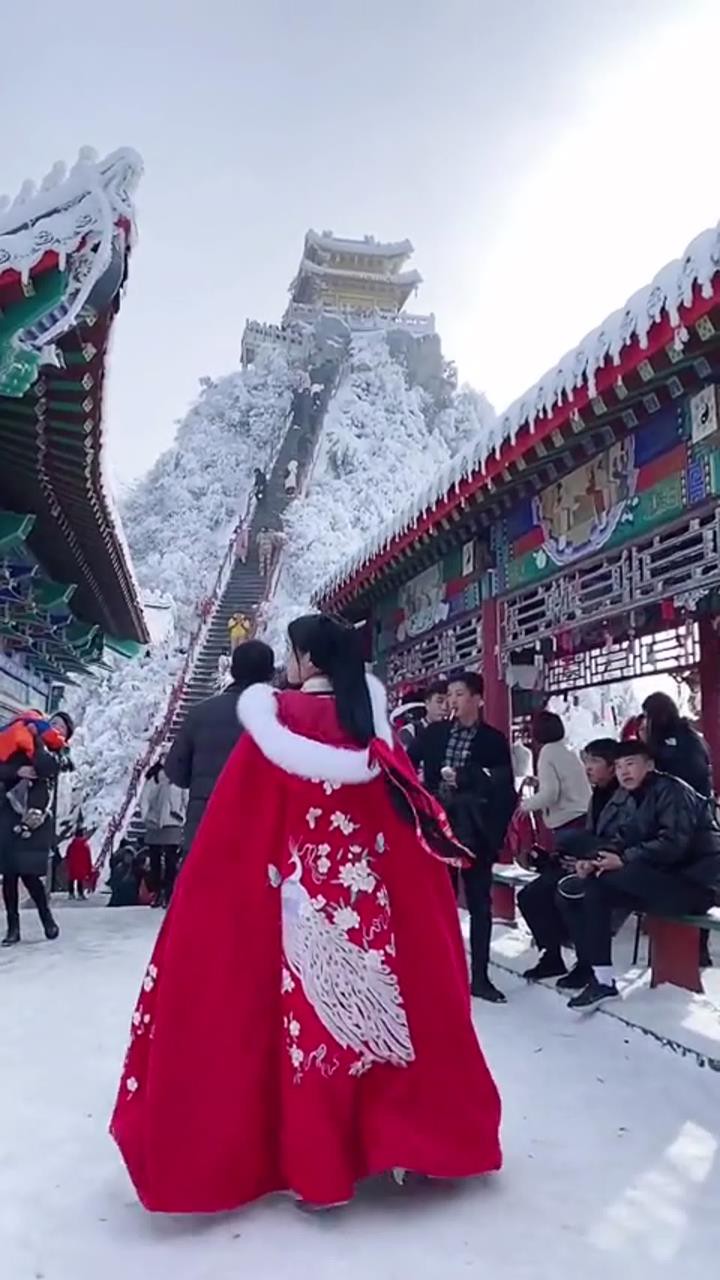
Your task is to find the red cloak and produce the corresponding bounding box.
[110,679,501,1212]
[66,836,93,883]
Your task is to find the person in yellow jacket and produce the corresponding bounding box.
[228,613,252,651]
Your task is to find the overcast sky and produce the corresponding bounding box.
[2,0,719,483]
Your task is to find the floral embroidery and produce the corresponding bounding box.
[376,886,390,910]
[312,895,327,910]
[333,904,361,933]
[306,807,323,830]
[288,1017,301,1039]
[281,967,295,994]
[130,1006,152,1037]
[289,1044,304,1070]
[375,833,386,854]
[268,864,281,888]
[126,1076,139,1095]
[142,963,158,993]
[322,780,342,796]
[337,859,376,895]
[330,811,358,836]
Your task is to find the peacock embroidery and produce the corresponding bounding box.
[278,814,415,1075]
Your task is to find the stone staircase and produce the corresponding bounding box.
[122,362,337,852]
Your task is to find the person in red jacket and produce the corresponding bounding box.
[66,826,93,900]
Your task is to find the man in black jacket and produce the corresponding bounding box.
[165,640,275,852]
[409,671,516,1003]
[519,738,633,987]
[567,740,720,1010]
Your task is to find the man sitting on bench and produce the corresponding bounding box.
[565,740,720,1010]
[519,739,630,987]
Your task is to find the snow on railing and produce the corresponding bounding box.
[91,510,249,877]
[94,407,297,876]
[284,300,435,335]
[315,218,720,600]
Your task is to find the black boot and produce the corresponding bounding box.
[523,949,567,981]
[556,963,593,991]
[471,977,507,1004]
[2,919,20,947]
[38,902,59,941]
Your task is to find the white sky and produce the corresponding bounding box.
[2,0,719,483]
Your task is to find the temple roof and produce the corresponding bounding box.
[295,257,422,288]
[316,217,720,607]
[0,147,140,290]
[0,146,148,678]
[306,230,414,261]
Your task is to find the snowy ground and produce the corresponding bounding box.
[487,905,720,1067]
[1,907,719,1280]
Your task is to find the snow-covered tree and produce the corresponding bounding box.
[264,331,495,652]
[67,350,294,841]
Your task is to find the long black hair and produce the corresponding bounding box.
[642,691,681,739]
[288,614,374,747]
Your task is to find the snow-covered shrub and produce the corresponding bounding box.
[67,350,293,841]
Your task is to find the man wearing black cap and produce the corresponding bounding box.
[566,740,720,1010]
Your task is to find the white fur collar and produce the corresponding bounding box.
[236,674,392,784]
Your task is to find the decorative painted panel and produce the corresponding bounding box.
[374,537,486,655]
[501,506,720,656]
[498,398,720,593]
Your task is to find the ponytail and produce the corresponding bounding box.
[288,614,374,747]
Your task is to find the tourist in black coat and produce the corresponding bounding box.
[409,671,516,1003]
[643,691,714,967]
[642,691,712,797]
[0,710,74,946]
[165,640,275,852]
[565,741,720,1010]
[519,739,634,988]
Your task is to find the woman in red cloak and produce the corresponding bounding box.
[111,615,501,1212]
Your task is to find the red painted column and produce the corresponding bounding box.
[480,596,511,737]
[481,597,515,922]
[698,615,720,793]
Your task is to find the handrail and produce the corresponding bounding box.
[94,408,295,876]
[93,502,253,874]
[259,360,342,621]
[95,373,341,879]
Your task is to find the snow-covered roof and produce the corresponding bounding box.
[306,229,413,260]
[317,218,720,603]
[297,257,422,288]
[0,145,142,285]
